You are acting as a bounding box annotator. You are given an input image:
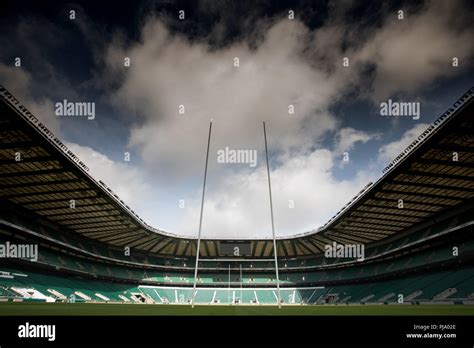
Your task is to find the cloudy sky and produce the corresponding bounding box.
[1,0,473,238]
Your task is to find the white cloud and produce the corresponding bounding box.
[65,142,152,213]
[100,18,379,237]
[177,148,375,238]
[378,123,429,164]
[334,127,379,154]
[105,19,345,181]
[101,1,474,182]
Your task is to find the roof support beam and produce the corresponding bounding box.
[416,158,474,169]
[58,213,124,224]
[330,234,365,245]
[81,229,131,240]
[170,240,180,256]
[281,241,289,257]
[99,232,144,244]
[0,156,57,165]
[296,240,316,255]
[0,141,37,149]
[143,238,164,253]
[153,239,175,254]
[305,238,324,253]
[405,170,474,182]
[380,188,464,200]
[18,194,102,205]
[182,241,191,256]
[352,208,426,220]
[203,241,211,257]
[361,202,437,213]
[430,144,474,153]
[331,226,392,237]
[262,241,273,257]
[104,234,144,247]
[4,187,93,199]
[289,240,297,256]
[338,220,403,231]
[76,226,135,234]
[129,236,161,250]
[0,178,82,190]
[63,220,129,229]
[329,230,374,243]
[45,208,120,220]
[0,168,71,179]
[34,201,112,212]
[347,210,423,223]
[369,196,452,208]
[391,180,474,193]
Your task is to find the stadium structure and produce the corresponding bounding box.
[0,84,473,310]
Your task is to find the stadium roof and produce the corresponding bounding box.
[0,85,473,258]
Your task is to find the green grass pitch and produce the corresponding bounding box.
[0,302,473,316]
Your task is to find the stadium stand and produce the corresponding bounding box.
[0,85,473,307]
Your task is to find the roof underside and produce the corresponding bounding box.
[0,85,473,258]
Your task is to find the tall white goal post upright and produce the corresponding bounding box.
[191,121,212,308]
[191,120,282,308]
[263,121,282,308]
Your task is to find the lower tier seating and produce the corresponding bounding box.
[1,265,473,304]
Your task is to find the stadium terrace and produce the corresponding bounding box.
[0,85,473,311]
